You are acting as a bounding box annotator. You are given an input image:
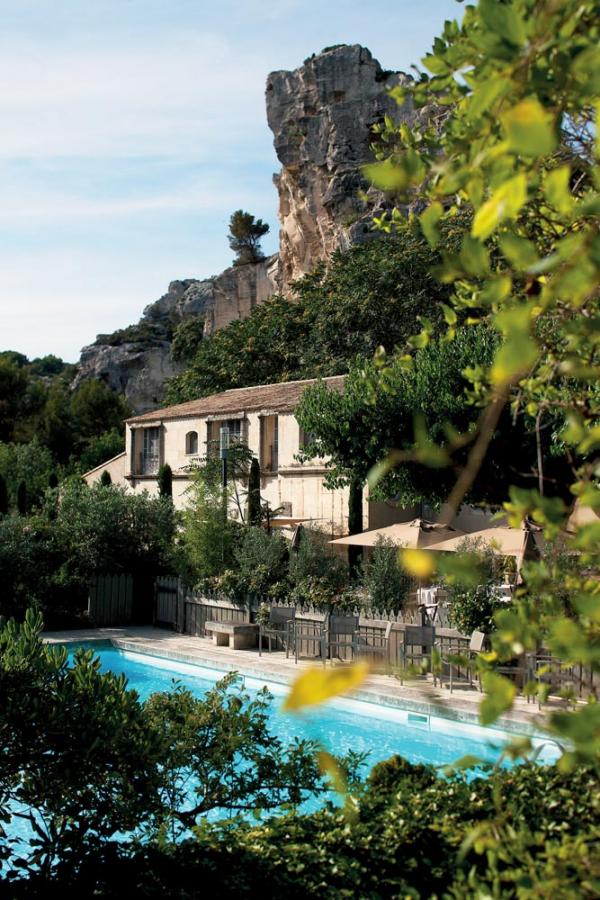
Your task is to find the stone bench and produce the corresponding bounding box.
[204,621,259,650]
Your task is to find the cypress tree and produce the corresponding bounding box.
[100,470,112,487]
[246,457,261,526]
[0,473,8,515]
[347,476,363,577]
[158,463,173,498]
[16,480,27,516]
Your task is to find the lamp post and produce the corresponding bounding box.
[220,426,230,563]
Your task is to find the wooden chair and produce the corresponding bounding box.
[327,615,360,661]
[258,606,295,655]
[435,630,486,692]
[290,616,327,665]
[398,624,436,684]
[353,622,393,667]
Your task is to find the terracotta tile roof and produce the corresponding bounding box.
[125,375,346,424]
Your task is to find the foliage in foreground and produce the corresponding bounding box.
[354,0,600,763]
[4,753,599,898]
[0,611,358,878]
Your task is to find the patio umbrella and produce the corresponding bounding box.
[329,518,466,549]
[428,525,542,570]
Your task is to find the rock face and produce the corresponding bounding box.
[74,45,417,412]
[267,44,414,289]
[73,279,212,412]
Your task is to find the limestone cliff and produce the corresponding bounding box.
[73,279,212,413]
[75,45,416,412]
[267,44,414,289]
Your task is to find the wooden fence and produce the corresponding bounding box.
[88,574,133,626]
[150,581,600,698]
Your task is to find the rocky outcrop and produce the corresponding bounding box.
[74,45,418,412]
[73,279,212,412]
[203,254,279,334]
[267,45,415,289]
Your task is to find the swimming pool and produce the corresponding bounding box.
[71,643,559,772]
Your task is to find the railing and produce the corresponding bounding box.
[150,580,600,699]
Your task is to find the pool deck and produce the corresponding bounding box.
[42,626,566,738]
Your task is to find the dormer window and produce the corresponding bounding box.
[185,431,198,455]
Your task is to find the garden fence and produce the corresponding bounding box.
[151,579,600,699]
[88,574,133,626]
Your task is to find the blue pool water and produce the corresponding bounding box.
[5,643,558,864]
[70,644,558,772]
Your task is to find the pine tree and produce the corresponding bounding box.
[158,463,173,499]
[0,473,8,515]
[246,457,261,526]
[228,210,269,266]
[100,470,112,487]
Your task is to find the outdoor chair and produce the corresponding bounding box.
[397,624,436,684]
[327,615,360,662]
[258,606,295,655]
[526,651,575,708]
[353,622,393,667]
[290,615,327,665]
[434,630,486,693]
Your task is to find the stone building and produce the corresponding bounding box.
[84,376,360,536]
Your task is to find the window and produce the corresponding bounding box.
[185,431,198,455]
[299,427,316,454]
[260,415,279,472]
[206,419,246,458]
[140,427,160,475]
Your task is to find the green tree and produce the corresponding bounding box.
[232,526,289,598]
[0,439,60,511]
[0,359,28,443]
[361,0,600,759]
[157,463,173,499]
[99,470,112,487]
[228,209,270,265]
[54,479,177,582]
[246,457,261,526]
[39,381,75,462]
[180,464,238,583]
[0,612,355,877]
[166,233,449,404]
[77,428,125,473]
[171,317,205,362]
[70,379,130,450]
[362,537,413,613]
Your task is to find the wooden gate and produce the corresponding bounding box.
[88,574,133,626]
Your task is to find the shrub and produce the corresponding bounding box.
[157,463,173,498]
[233,527,289,598]
[442,537,506,634]
[289,528,347,608]
[180,465,239,583]
[361,537,412,612]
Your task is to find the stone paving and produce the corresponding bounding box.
[43,626,568,737]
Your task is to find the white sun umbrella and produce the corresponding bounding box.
[428,525,542,571]
[329,518,466,549]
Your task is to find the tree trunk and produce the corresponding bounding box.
[347,477,363,577]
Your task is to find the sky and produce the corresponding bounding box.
[0,0,463,362]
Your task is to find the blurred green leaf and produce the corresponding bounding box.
[472,175,527,240]
[502,99,557,157]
